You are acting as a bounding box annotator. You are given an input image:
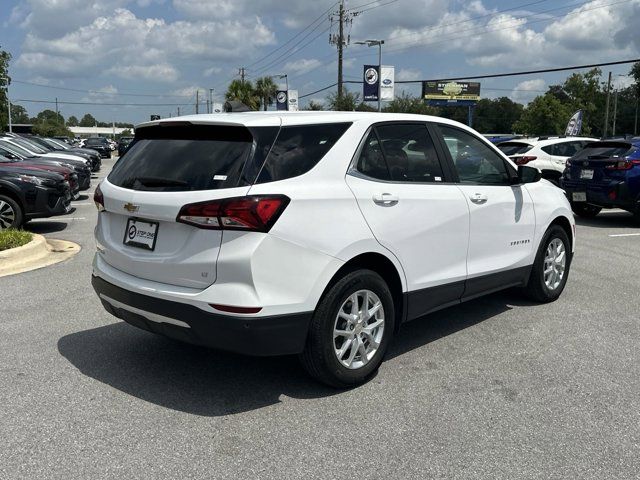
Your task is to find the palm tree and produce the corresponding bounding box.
[225,79,259,110]
[254,76,278,111]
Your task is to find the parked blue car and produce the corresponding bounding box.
[562,138,640,220]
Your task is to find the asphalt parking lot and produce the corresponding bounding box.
[1,158,640,479]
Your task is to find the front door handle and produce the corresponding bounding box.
[469,193,488,204]
[373,193,399,207]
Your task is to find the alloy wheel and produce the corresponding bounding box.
[0,200,16,229]
[543,238,566,290]
[333,289,385,370]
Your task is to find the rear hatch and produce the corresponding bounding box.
[565,141,639,184]
[96,122,279,289]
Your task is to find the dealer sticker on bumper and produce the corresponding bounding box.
[572,192,587,202]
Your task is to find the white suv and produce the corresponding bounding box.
[497,136,597,184]
[92,112,575,387]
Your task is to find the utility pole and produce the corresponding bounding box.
[55,97,59,123]
[634,95,638,136]
[239,67,246,85]
[330,1,355,102]
[612,89,618,137]
[195,89,199,114]
[177,106,181,117]
[603,71,612,138]
[209,88,214,113]
[2,77,12,132]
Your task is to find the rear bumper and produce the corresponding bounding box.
[562,180,637,210]
[92,275,313,356]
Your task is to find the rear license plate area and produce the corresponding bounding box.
[123,218,159,251]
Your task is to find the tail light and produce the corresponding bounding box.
[604,159,640,170]
[94,183,105,211]
[177,195,290,232]
[513,156,537,165]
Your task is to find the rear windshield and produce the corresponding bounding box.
[497,142,533,155]
[572,142,634,160]
[108,122,350,191]
[86,138,107,144]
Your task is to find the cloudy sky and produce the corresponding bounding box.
[1,0,639,124]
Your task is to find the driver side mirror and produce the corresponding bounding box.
[515,165,541,184]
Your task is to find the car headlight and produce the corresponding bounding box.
[17,175,55,187]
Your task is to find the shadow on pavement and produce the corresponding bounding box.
[25,221,68,234]
[574,210,638,229]
[76,194,90,201]
[58,290,525,416]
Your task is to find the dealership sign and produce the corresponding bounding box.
[422,81,481,105]
[363,65,395,102]
[276,90,288,111]
[565,110,583,136]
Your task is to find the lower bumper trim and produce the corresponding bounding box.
[92,275,313,356]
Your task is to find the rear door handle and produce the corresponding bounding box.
[373,193,399,207]
[469,193,488,204]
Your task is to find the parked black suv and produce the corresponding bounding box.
[0,161,71,229]
[117,137,134,157]
[83,137,112,158]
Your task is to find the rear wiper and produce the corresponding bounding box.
[129,177,189,188]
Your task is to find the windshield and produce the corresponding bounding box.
[10,137,48,154]
[0,140,34,158]
[497,142,533,156]
[46,138,70,150]
[85,138,106,145]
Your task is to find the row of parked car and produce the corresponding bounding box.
[0,134,108,229]
[493,135,640,220]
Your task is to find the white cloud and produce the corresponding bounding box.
[396,68,422,81]
[203,66,223,77]
[15,7,276,81]
[283,58,322,76]
[511,79,546,105]
[107,64,180,83]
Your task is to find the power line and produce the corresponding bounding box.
[298,58,640,98]
[14,98,191,107]
[246,1,338,70]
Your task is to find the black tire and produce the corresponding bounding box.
[0,194,23,230]
[300,269,395,388]
[571,202,601,218]
[523,225,572,303]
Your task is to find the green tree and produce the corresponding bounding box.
[117,129,133,139]
[513,94,572,135]
[10,104,30,124]
[32,122,73,137]
[382,92,438,115]
[254,76,277,111]
[0,47,11,131]
[304,100,324,111]
[225,79,259,110]
[79,113,97,127]
[36,109,64,125]
[67,115,79,127]
[472,97,524,133]
[326,89,361,111]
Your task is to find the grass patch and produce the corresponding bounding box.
[0,229,33,252]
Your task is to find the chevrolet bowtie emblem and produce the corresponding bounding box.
[124,202,139,213]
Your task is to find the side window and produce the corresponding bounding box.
[438,125,511,185]
[376,124,445,182]
[255,123,351,184]
[356,130,390,180]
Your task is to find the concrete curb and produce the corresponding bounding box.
[0,234,81,277]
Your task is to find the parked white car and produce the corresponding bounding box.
[92,112,575,387]
[497,136,597,183]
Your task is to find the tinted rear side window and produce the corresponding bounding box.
[108,125,259,191]
[255,123,351,184]
[497,142,533,155]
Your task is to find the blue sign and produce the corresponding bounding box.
[363,65,379,102]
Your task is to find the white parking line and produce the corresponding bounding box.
[608,233,640,237]
[72,203,93,206]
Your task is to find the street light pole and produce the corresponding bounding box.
[355,40,384,112]
[1,77,11,133]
